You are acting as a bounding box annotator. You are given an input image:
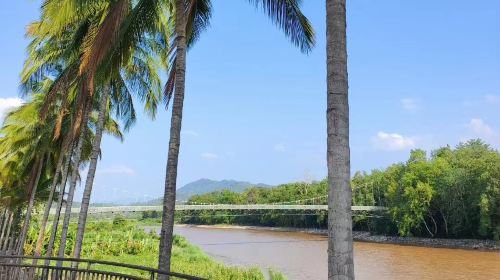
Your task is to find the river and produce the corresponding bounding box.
[150,225,500,280]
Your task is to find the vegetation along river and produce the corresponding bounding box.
[145,225,500,280]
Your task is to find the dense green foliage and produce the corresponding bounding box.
[180,140,499,240]
[26,217,285,279]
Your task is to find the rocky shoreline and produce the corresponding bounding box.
[175,224,500,251]
[352,231,499,251]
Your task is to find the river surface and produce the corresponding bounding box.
[150,225,500,280]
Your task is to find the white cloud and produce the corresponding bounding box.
[400,98,418,111]
[98,165,136,176]
[273,144,287,152]
[484,95,500,105]
[182,130,199,137]
[372,131,416,151]
[200,152,219,160]
[467,118,494,136]
[0,97,24,120]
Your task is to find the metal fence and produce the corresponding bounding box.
[0,256,206,280]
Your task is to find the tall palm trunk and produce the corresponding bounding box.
[17,155,44,255]
[34,138,69,261]
[0,210,13,253]
[326,0,354,279]
[72,89,109,261]
[8,209,21,255]
[0,209,7,245]
[45,149,72,265]
[57,107,90,263]
[158,0,187,275]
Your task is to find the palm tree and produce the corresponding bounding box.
[0,95,66,255]
[16,155,44,255]
[23,0,165,261]
[72,88,108,261]
[326,0,355,279]
[158,0,315,274]
[43,146,72,263]
[33,133,71,259]
[56,106,91,261]
[71,4,167,260]
[23,0,170,262]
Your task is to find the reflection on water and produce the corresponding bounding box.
[148,225,500,280]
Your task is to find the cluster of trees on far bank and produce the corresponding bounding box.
[178,140,499,240]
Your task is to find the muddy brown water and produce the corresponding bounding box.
[146,225,500,280]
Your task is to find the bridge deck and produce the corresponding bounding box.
[50,205,387,214]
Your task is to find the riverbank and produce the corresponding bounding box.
[174,224,500,251]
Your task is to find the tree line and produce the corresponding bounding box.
[183,140,500,240]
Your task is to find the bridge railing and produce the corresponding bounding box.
[51,204,388,214]
[0,256,206,280]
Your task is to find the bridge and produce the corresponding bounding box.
[50,204,387,214]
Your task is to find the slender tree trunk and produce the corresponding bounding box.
[8,209,21,255]
[326,0,355,279]
[44,147,72,265]
[57,108,90,264]
[0,211,13,253]
[0,209,7,246]
[72,88,109,262]
[158,0,187,276]
[439,209,449,236]
[17,155,45,255]
[0,209,6,229]
[422,218,435,237]
[429,213,438,235]
[34,140,69,261]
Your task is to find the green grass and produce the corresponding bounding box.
[26,217,286,279]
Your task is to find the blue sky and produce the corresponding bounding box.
[1,1,499,204]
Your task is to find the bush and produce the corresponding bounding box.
[113,215,127,226]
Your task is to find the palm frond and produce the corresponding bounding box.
[248,0,315,53]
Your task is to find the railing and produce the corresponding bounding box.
[0,256,206,280]
[50,204,388,214]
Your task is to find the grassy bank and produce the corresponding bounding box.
[26,217,285,279]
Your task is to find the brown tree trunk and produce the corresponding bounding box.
[0,209,7,247]
[8,209,21,255]
[34,138,69,262]
[57,106,90,264]
[0,211,13,253]
[44,147,72,265]
[158,0,187,276]
[72,88,109,262]
[17,155,45,255]
[326,0,355,279]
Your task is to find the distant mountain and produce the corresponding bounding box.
[137,179,270,205]
[177,179,270,202]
